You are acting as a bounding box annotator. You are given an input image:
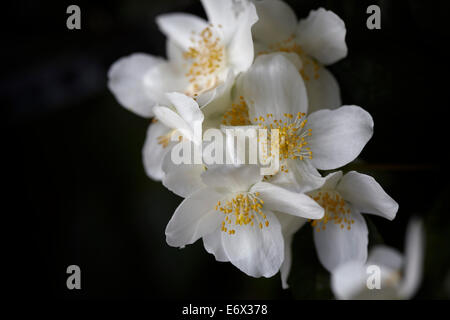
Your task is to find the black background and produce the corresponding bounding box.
[3,0,450,300]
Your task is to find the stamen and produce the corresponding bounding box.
[308,191,353,232]
[216,192,268,235]
[221,96,251,126]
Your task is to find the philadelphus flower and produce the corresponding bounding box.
[331,219,424,299]
[142,92,204,180]
[278,170,399,288]
[237,53,373,192]
[252,0,347,113]
[165,165,324,277]
[107,0,258,118]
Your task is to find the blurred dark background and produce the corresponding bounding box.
[3,0,450,299]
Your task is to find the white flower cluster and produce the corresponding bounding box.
[108,0,423,299]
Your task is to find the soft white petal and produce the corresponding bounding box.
[331,260,367,300]
[166,39,186,71]
[279,159,326,193]
[153,106,192,140]
[320,170,343,190]
[307,106,374,170]
[252,0,297,45]
[250,182,324,219]
[166,92,204,124]
[165,188,223,247]
[399,219,424,299]
[201,165,263,194]
[296,8,347,65]
[276,212,306,289]
[161,151,205,198]
[242,53,308,121]
[221,210,284,277]
[336,171,398,220]
[304,66,341,113]
[368,245,403,271]
[156,13,208,51]
[225,1,258,73]
[314,210,368,272]
[203,228,229,262]
[142,122,172,181]
[107,53,164,117]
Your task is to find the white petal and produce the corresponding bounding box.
[250,182,324,219]
[242,53,308,121]
[142,122,171,181]
[153,106,192,139]
[307,106,374,170]
[331,260,367,300]
[221,210,284,277]
[320,170,343,190]
[166,40,186,71]
[107,53,164,117]
[166,92,203,124]
[156,13,208,51]
[314,210,368,272]
[296,8,347,65]
[226,0,258,74]
[280,159,326,193]
[399,219,424,299]
[165,188,223,247]
[336,171,399,220]
[203,228,229,262]
[304,66,341,113]
[253,0,297,45]
[201,165,262,193]
[368,245,403,271]
[161,151,205,198]
[276,212,306,289]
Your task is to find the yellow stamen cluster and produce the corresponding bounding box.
[255,112,312,162]
[309,191,354,232]
[183,25,225,96]
[215,192,268,235]
[221,96,251,126]
[258,34,320,81]
[157,130,180,148]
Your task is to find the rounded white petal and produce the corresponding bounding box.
[272,159,326,193]
[201,165,263,193]
[314,210,368,272]
[161,151,205,198]
[107,53,164,117]
[153,106,192,140]
[331,260,367,300]
[165,188,223,248]
[156,13,208,51]
[399,219,424,299]
[221,210,284,277]
[253,0,297,45]
[142,122,172,181]
[304,66,341,113]
[242,53,308,121]
[336,171,399,220]
[307,106,374,170]
[368,245,403,271]
[250,182,324,219]
[203,228,229,262]
[296,8,347,65]
[166,92,204,124]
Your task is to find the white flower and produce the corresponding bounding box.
[142,92,203,180]
[165,165,324,277]
[107,0,258,118]
[311,170,398,272]
[331,219,424,299]
[238,53,373,192]
[252,0,347,113]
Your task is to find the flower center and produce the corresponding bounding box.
[183,25,226,97]
[308,190,354,232]
[255,112,312,170]
[258,35,320,81]
[215,192,268,235]
[221,96,251,126]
